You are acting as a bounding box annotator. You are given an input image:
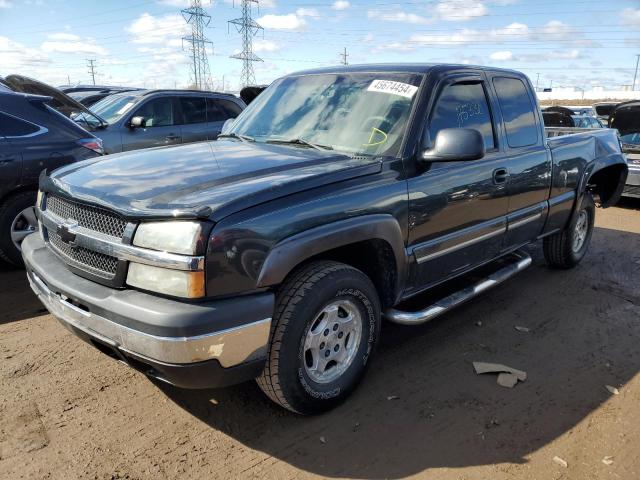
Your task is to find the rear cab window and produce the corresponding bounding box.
[428,81,496,151]
[179,96,206,124]
[206,98,242,122]
[492,77,539,148]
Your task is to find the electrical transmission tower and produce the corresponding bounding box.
[182,0,213,90]
[87,59,97,85]
[340,47,348,66]
[229,0,263,88]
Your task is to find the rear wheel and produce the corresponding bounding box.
[543,193,595,269]
[0,191,38,267]
[257,261,381,414]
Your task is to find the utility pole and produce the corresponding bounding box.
[535,73,540,92]
[67,74,71,85]
[86,59,97,85]
[229,0,263,88]
[340,47,348,66]
[633,54,640,91]
[182,0,213,90]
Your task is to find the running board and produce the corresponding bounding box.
[384,251,532,326]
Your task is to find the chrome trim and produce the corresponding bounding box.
[27,270,271,367]
[415,226,506,264]
[40,208,204,271]
[508,212,542,231]
[385,250,532,325]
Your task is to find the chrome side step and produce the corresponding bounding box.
[384,251,532,326]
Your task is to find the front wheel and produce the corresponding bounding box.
[257,261,381,414]
[543,193,595,269]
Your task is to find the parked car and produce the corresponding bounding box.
[542,110,574,128]
[67,87,142,108]
[23,64,627,414]
[593,102,619,123]
[609,100,640,198]
[562,105,596,117]
[571,115,604,129]
[76,89,246,153]
[58,84,138,94]
[0,89,103,265]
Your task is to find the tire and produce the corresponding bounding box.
[543,193,595,269]
[257,261,381,415]
[0,191,38,267]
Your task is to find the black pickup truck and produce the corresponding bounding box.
[23,64,628,414]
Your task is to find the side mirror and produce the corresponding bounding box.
[421,128,485,162]
[129,116,146,129]
[221,118,235,135]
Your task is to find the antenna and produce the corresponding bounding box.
[229,0,263,88]
[87,59,97,85]
[182,0,213,90]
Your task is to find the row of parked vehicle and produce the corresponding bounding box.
[0,75,255,265]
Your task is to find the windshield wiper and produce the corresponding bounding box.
[217,132,255,142]
[266,137,333,151]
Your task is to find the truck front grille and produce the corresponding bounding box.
[47,195,127,239]
[48,230,118,279]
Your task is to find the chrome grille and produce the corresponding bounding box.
[49,230,118,279]
[46,195,127,238]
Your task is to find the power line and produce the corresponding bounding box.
[86,59,97,85]
[634,54,640,91]
[181,0,213,90]
[228,0,263,88]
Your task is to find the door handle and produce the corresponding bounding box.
[165,134,180,141]
[493,168,509,184]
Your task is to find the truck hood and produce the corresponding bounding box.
[44,140,382,221]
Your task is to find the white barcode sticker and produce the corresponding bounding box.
[367,79,418,99]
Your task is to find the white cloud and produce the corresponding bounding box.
[0,0,11,8]
[367,10,430,25]
[257,9,317,30]
[332,0,350,10]
[436,0,488,21]
[621,8,640,28]
[157,0,191,6]
[47,32,81,41]
[126,13,187,45]
[41,40,107,55]
[538,20,570,39]
[489,50,514,61]
[0,35,51,73]
[253,39,280,53]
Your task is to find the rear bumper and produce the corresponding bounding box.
[22,233,274,388]
[623,163,640,198]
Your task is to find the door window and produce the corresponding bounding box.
[180,96,206,124]
[428,82,495,150]
[0,111,41,137]
[493,77,538,148]
[131,97,175,127]
[207,98,242,122]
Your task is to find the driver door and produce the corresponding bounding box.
[121,96,182,151]
[406,75,510,291]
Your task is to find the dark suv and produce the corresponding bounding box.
[79,90,246,154]
[0,90,103,265]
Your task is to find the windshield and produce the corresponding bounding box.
[230,72,423,157]
[89,95,138,124]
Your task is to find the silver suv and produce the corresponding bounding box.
[83,90,246,154]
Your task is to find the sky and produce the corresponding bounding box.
[0,0,639,92]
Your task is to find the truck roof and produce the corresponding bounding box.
[289,63,527,77]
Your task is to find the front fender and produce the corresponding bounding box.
[256,214,407,299]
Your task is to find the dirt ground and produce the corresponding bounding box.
[1,200,639,480]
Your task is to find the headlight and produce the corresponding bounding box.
[133,221,203,255]
[127,263,205,298]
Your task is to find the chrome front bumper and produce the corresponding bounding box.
[27,269,270,367]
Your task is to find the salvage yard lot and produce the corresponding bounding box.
[1,201,639,480]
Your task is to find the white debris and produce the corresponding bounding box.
[387,395,399,401]
[319,436,326,444]
[514,326,530,333]
[605,385,620,395]
[602,456,614,466]
[475,321,482,327]
[497,373,519,388]
[553,456,568,468]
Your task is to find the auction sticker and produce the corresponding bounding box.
[367,79,418,99]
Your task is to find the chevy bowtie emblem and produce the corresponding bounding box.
[57,221,78,245]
